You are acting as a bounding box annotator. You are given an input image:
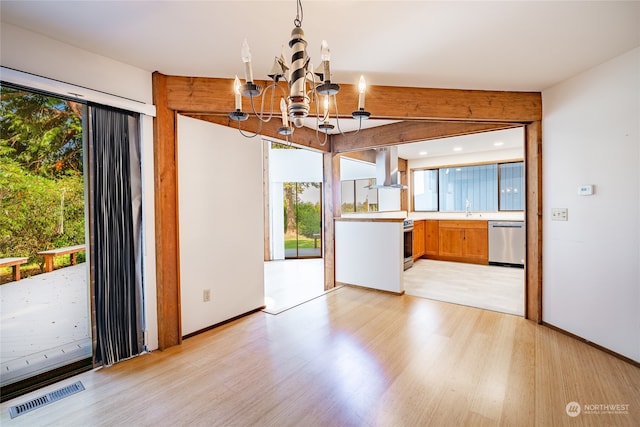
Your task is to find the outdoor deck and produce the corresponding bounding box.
[0,264,91,386]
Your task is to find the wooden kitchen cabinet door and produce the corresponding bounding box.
[413,220,425,260]
[462,227,488,260]
[439,227,464,257]
[425,220,439,255]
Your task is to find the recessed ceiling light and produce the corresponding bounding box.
[493,141,504,146]
[453,147,462,152]
[419,151,428,156]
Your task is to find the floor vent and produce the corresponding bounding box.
[8,381,85,419]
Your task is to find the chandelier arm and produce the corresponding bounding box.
[352,113,365,136]
[333,93,347,136]
[235,114,262,138]
[311,87,321,123]
[261,83,276,122]
[246,84,277,123]
[277,82,288,99]
[314,124,329,146]
[314,86,329,146]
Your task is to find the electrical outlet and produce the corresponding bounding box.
[203,289,211,302]
[551,208,568,221]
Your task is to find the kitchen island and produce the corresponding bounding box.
[335,217,405,294]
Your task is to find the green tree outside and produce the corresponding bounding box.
[0,84,85,274]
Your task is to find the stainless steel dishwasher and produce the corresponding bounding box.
[488,221,525,267]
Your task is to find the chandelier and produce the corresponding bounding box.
[228,0,371,143]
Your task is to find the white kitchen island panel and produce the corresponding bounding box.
[335,218,404,294]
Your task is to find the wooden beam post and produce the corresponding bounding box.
[525,121,542,323]
[263,139,271,261]
[322,150,341,291]
[152,72,182,349]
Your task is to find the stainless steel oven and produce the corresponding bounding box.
[403,219,414,270]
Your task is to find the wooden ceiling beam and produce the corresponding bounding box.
[340,149,377,163]
[186,114,331,153]
[162,75,541,123]
[333,121,520,153]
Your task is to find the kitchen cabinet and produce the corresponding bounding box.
[433,220,488,264]
[413,220,425,260]
[425,220,439,256]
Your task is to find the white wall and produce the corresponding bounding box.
[340,157,376,180]
[542,47,639,362]
[408,147,523,170]
[0,23,159,351]
[0,23,152,104]
[335,221,404,293]
[269,147,323,182]
[177,116,265,335]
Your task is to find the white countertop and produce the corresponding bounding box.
[409,211,525,221]
[340,210,524,221]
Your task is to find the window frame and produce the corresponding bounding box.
[411,160,525,213]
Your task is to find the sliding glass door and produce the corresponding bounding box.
[0,84,91,401]
[0,84,144,402]
[283,182,322,259]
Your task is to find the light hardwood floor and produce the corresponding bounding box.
[263,259,325,314]
[404,259,524,316]
[2,286,638,426]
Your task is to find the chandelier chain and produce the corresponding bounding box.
[294,0,303,27]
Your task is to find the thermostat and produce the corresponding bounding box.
[577,185,594,196]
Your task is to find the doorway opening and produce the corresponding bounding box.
[402,127,525,316]
[0,84,91,400]
[264,142,324,313]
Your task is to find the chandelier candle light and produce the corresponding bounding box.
[228,0,371,142]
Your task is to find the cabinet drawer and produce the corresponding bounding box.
[439,220,487,229]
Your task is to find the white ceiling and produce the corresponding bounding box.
[396,126,523,160]
[1,1,638,159]
[1,1,638,92]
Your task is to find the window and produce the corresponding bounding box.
[341,181,355,213]
[439,164,498,212]
[413,169,438,211]
[341,179,378,213]
[499,162,524,211]
[412,162,524,212]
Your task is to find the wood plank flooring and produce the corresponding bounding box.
[404,259,524,316]
[1,286,638,426]
[263,259,325,314]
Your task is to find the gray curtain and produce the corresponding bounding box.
[88,105,143,366]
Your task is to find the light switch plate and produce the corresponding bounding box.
[551,208,568,221]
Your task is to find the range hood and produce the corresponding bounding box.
[369,146,406,189]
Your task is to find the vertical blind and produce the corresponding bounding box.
[499,162,525,211]
[89,105,143,366]
[439,164,498,212]
[413,162,525,212]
